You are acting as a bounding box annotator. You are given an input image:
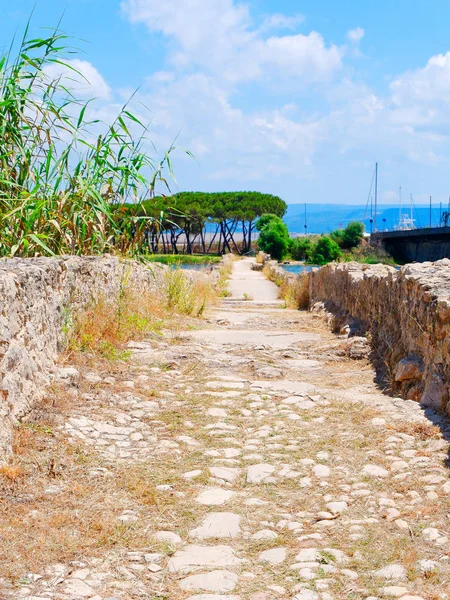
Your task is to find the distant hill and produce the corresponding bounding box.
[285,204,447,234]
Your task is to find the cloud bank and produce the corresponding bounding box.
[72,0,450,200]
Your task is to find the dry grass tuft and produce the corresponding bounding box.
[263,265,310,309]
[387,420,442,440]
[216,254,239,297]
[0,415,154,580]
[279,274,310,309]
[68,270,220,360]
[0,463,24,484]
[164,269,218,316]
[68,289,164,360]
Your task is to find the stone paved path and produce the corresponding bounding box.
[227,258,281,304]
[6,259,450,600]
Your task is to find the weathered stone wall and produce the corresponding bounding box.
[309,260,450,414]
[0,256,166,458]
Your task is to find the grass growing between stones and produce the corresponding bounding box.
[0,267,226,590]
[0,367,213,590]
[217,254,239,297]
[0,416,155,580]
[2,282,450,599]
[67,270,219,360]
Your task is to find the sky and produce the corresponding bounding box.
[3,0,450,206]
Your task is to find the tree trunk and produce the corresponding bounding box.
[225,220,240,254]
[186,223,192,254]
[207,224,220,253]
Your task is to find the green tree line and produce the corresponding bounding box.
[257,217,365,264]
[0,23,287,258]
[119,191,287,255]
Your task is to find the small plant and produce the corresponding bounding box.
[0,464,24,483]
[68,268,219,359]
[216,255,236,297]
[164,270,216,316]
[68,290,160,359]
[279,274,309,309]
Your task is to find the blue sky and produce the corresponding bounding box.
[4,0,450,206]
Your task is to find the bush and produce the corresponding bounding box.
[257,220,290,261]
[290,237,314,261]
[164,270,217,316]
[311,236,342,265]
[69,269,219,359]
[329,229,345,246]
[342,221,365,249]
[330,221,365,250]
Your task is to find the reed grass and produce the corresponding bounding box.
[0,23,177,257]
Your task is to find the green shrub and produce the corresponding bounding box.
[290,237,314,261]
[257,220,290,261]
[330,221,365,250]
[330,229,345,246]
[311,236,342,265]
[341,221,365,249]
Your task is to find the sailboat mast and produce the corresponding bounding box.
[374,162,378,232]
[304,203,307,235]
[399,186,402,223]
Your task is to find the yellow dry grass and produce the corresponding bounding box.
[67,269,220,360]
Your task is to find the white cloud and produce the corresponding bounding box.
[321,76,449,167]
[115,2,450,197]
[125,71,326,186]
[43,59,111,100]
[259,13,304,33]
[383,190,400,202]
[263,32,341,80]
[149,71,176,83]
[389,52,450,132]
[347,27,364,44]
[390,52,450,105]
[122,0,342,84]
[122,0,253,79]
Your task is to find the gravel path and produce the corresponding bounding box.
[6,259,450,600]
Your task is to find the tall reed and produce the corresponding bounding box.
[0,23,176,257]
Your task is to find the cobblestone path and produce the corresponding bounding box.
[5,260,450,600]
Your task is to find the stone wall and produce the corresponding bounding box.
[0,256,166,458]
[309,260,450,414]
